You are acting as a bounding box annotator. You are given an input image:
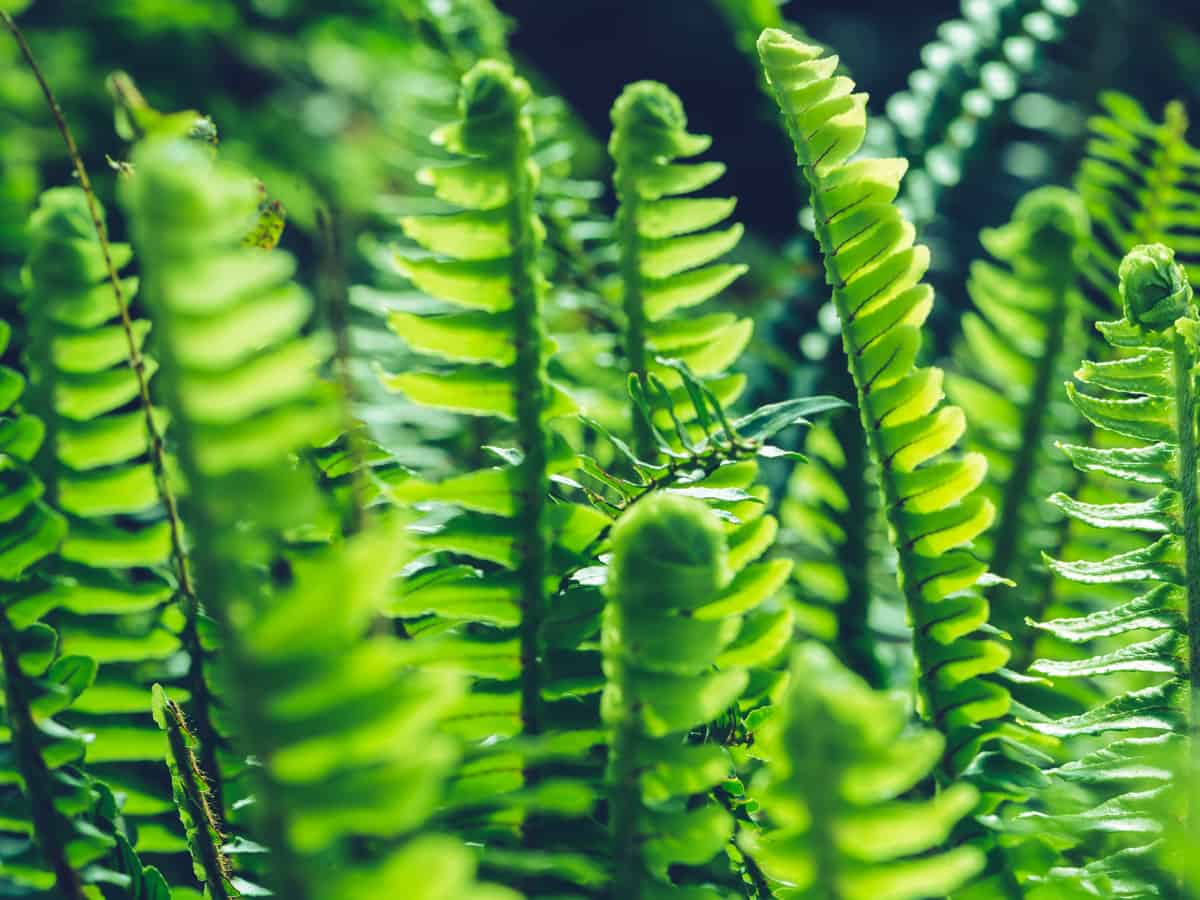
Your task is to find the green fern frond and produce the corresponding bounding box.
[743,642,985,900]
[123,136,516,900]
[1076,93,1200,311]
[609,80,749,458]
[945,187,1091,643]
[384,62,567,744]
[378,63,650,892]
[758,28,1009,773]
[603,493,794,898]
[20,186,217,876]
[0,314,170,898]
[1027,243,1199,887]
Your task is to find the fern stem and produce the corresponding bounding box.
[0,604,86,900]
[0,9,225,811]
[1172,328,1200,841]
[508,114,548,746]
[988,270,1072,644]
[160,697,234,900]
[614,158,656,459]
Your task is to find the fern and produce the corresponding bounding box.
[609,80,749,458]
[780,413,898,688]
[122,135,520,899]
[758,28,1010,772]
[384,65,568,736]
[382,65,618,886]
[0,314,170,898]
[944,187,1091,645]
[743,642,985,900]
[1023,243,1199,889]
[20,186,211,876]
[602,492,794,898]
[1076,92,1200,312]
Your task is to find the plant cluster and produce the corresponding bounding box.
[2,1,1200,898]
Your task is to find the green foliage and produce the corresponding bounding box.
[20,185,201,874]
[382,62,617,892]
[945,187,1090,641]
[1023,243,1198,892]
[4,4,1200,899]
[758,28,1009,776]
[1076,93,1200,312]
[0,313,168,898]
[150,685,234,900]
[610,80,749,458]
[122,136,516,900]
[743,643,984,900]
[602,493,791,898]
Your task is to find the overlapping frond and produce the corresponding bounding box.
[609,80,749,457]
[945,187,1090,643]
[758,28,1012,776]
[603,493,795,899]
[1076,93,1200,312]
[123,135,518,900]
[1022,243,1198,891]
[20,186,202,877]
[743,642,985,900]
[0,313,168,898]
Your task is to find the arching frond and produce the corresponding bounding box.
[758,28,1011,777]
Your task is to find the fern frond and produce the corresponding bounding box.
[945,187,1090,644]
[1076,93,1200,311]
[1028,243,1199,885]
[123,136,516,900]
[20,186,221,878]
[603,493,794,898]
[743,642,985,900]
[609,81,749,457]
[0,314,170,898]
[378,63,662,892]
[758,28,1008,773]
[386,57,566,729]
